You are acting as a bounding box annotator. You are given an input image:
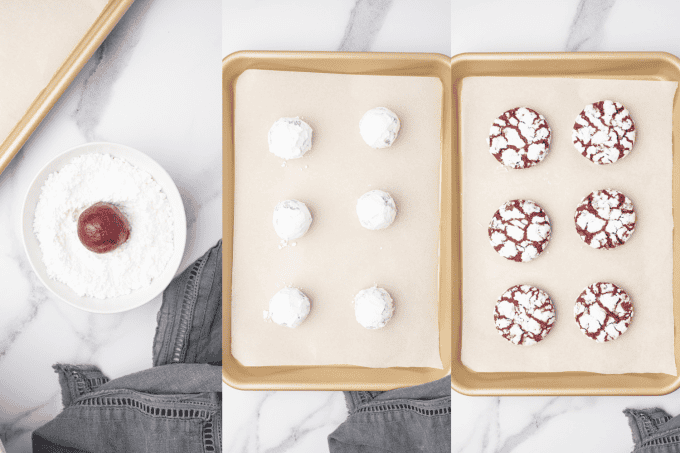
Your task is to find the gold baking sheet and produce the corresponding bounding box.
[222,51,453,390]
[451,52,680,396]
[0,0,134,176]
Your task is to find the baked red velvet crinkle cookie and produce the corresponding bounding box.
[488,199,551,262]
[574,282,633,342]
[494,284,556,346]
[572,100,635,165]
[574,189,636,249]
[488,107,551,169]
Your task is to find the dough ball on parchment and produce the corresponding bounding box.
[273,199,312,241]
[353,286,395,329]
[356,190,397,230]
[264,287,311,328]
[360,107,401,149]
[268,117,313,160]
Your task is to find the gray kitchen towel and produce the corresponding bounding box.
[625,407,680,452]
[153,239,222,366]
[32,240,223,453]
[328,375,451,453]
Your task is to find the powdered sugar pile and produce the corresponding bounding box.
[33,153,174,299]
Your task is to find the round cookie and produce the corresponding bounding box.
[265,287,311,328]
[353,286,395,329]
[572,100,635,165]
[488,199,551,262]
[273,199,313,241]
[494,284,555,346]
[574,282,633,342]
[359,107,401,149]
[356,190,397,230]
[487,107,551,169]
[268,117,313,160]
[574,189,635,249]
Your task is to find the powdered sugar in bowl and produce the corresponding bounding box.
[22,142,186,313]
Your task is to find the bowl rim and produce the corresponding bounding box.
[22,141,187,314]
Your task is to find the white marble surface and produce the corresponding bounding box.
[0,0,221,451]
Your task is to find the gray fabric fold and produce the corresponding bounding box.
[625,407,680,452]
[329,375,451,453]
[153,240,222,366]
[33,240,223,453]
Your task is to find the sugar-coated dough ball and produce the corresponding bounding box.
[273,199,312,240]
[265,287,311,328]
[359,107,401,148]
[268,117,313,159]
[356,190,397,230]
[353,286,395,329]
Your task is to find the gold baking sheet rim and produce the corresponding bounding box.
[222,51,453,391]
[0,0,134,176]
[451,52,680,396]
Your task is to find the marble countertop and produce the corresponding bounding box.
[224,1,680,452]
[0,1,221,451]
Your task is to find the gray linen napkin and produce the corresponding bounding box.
[328,375,451,453]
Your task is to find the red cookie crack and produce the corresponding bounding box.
[572,100,635,164]
[488,107,551,169]
[574,282,633,342]
[574,189,636,250]
[488,199,551,262]
[494,285,555,346]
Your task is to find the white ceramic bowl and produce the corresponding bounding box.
[22,142,187,314]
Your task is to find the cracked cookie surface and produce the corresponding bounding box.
[574,282,633,342]
[574,189,636,249]
[488,199,551,262]
[572,100,635,164]
[494,285,555,346]
[488,107,551,169]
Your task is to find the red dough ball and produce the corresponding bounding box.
[77,202,131,254]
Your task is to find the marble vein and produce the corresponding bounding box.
[0,247,50,360]
[0,393,58,447]
[565,0,617,51]
[494,398,562,453]
[262,393,341,453]
[338,0,394,51]
[72,0,154,141]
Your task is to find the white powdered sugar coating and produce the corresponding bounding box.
[488,107,551,169]
[488,199,551,262]
[494,285,555,346]
[33,153,174,299]
[268,117,313,160]
[574,282,633,342]
[264,287,311,328]
[356,190,397,230]
[273,199,312,241]
[359,107,401,149]
[353,286,395,329]
[572,100,635,164]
